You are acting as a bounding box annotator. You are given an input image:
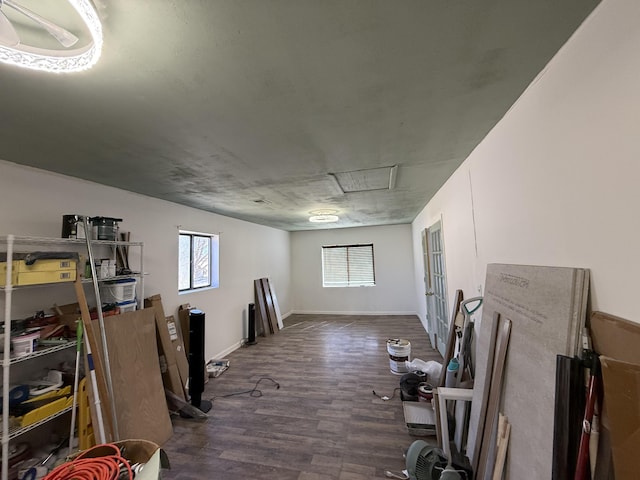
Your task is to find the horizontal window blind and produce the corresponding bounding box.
[322,244,375,287]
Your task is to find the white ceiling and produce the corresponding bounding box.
[0,0,600,230]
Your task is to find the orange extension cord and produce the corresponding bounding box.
[43,444,133,480]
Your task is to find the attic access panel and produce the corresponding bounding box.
[331,165,397,193]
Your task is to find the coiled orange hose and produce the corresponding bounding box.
[43,444,133,480]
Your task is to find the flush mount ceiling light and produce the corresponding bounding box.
[0,0,103,73]
[309,209,338,216]
[309,215,339,223]
[309,208,339,223]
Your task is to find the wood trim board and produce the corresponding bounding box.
[471,311,501,473]
[74,274,114,442]
[476,317,511,480]
[261,277,277,334]
[439,289,463,388]
[267,277,284,330]
[254,279,270,336]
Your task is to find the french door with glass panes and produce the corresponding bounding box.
[422,221,449,355]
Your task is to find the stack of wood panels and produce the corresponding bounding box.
[254,277,283,336]
[467,264,589,480]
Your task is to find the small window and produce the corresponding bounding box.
[179,230,219,292]
[322,244,375,287]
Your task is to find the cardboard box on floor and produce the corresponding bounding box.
[591,311,640,479]
[178,303,192,355]
[144,295,188,401]
[116,439,170,480]
[166,314,190,385]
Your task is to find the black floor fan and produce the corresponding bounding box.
[188,309,212,413]
[247,303,257,345]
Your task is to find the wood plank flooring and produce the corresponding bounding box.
[161,314,442,480]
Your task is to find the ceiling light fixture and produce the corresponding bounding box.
[309,209,338,216]
[309,215,339,223]
[0,0,103,73]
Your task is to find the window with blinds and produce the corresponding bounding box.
[322,244,375,287]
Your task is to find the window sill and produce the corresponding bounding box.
[179,285,218,295]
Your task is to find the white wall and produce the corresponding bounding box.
[291,224,417,314]
[412,0,640,325]
[0,161,291,360]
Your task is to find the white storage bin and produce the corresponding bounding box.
[117,300,137,313]
[101,278,137,303]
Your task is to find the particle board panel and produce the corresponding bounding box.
[94,308,173,445]
[467,264,588,480]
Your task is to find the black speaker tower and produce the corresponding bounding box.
[247,303,257,345]
[188,309,212,413]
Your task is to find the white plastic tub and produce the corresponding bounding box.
[101,278,137,303]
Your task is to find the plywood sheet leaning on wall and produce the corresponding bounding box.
[467,264,589,480]
[93,308,173,445]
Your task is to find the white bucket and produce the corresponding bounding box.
[12,331,39,358]
[387,338,411,375]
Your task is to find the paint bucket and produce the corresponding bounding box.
[387,338,411,375]
[11,331,39,358]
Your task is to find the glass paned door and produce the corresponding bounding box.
[425,221,449,355]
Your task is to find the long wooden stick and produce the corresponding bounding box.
[472,311,502,473]
[73,274,113,442]
[492,414,510,480]
[439,289,463,388]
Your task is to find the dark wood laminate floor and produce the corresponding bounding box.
[161,314,442,480]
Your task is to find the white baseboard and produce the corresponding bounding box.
[210,340,244,360]
[290,310,418,316]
